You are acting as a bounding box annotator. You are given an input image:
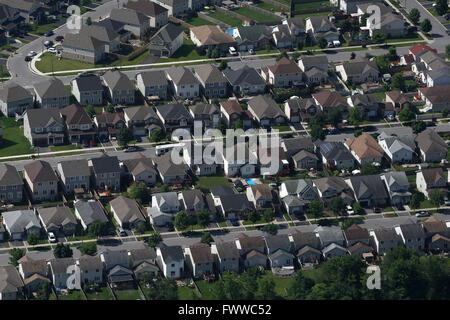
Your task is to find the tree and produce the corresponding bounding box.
[435,0,449,15]
[375,54,391,74]
[391,73,406,91]
[85,105,96,118]
[218,60,227,71]
[140,275,178,300]
[387,46,398,62]
[149,128,166,143]
[446,44,450,60]
[27,232,38,245]
[276,50,288,61]
[410,191,425,209]
[9,248,24,267]
[421,19,432,33]
[232,119,243,130]
[328,197,346,216]
[147,232,162,248]
[222,272,243,299]
[127,182,150,205]
[398,106,415,122]
[429,189,444,209]
[288,271,315,299]
[86,16,92,25]
[106,105,115,113]
[409,8,421,25]
[211,47,220,59]
[263,208,274,222]
[135,222,151,234]
[88,220,109,237]
[200,232,213,245]
[256,277,276,300]
[327,108,343,128]
[37,281,52,300]
[442,107,449,118]
[372,31,387,44]
[248,210,261,223]
[307,200,323,219]
[447,149,450,162]
[292,51,301,62]
[348,106,362,126]
[411,119,426,134]
[117,127,133,147]
[353,202,363,215]
[317,37,327,49]
[310,114,324,127]
[263,223,278,235]
[354,128,362,137]
[310,124,325,141]
[174,211,190,230]
[197,209,210,227]
[80,242,97,255]
[53,243,73,258]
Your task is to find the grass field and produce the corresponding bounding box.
[157,38,206,63]
[294,1,330,10]
[194,176,232,190]
[187,16,215,26]
[50,144,82,152]
[178,285,199,299]
[208,11,244,27]
[294,11,332,19]
[0,117,33,157]
[85,286,114,300]
[195,280,223,300]
[58,290,85,300]
[235,7,278,22]
[114,289,144,300]
[257,1,287,12]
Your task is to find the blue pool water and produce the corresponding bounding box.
[226,29,234,35]
[246,178,258,185]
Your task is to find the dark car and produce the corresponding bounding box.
[55,35,64,42]
[25,56,32,62]
[82,140,90,148]
[44,30,54,37]
[231,219,239,226]
[329,129,340,135]
[373,207,381,213]
[282,134,293,139]
[44,40,54,47]
[134,136,142,143]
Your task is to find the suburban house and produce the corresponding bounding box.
[343,224,370,247]
[284,96,320,122]
[279,179,318,214]
[77,255,104,285]
[381,171,411,206]
[385,90,410,110]
[109,196,146,229]
[260,57,303,88]
[210,185,237,206]
[23,108,65,147]
[179,189,206,215]
[0,0,43,23]
[282,16,306,40]
[0,163,23,203]
[297,245,321,267]
[345,133,384,165]
[246,184,273,210]
[305,16,339,42]
[313,176,355,206]
[194,64,228,98]
[422,216,449,239]
[282,136,314,158]
[221,144,257,178]
[347,242,374,257]
[272,24,295,49]
[395,223,426,251]
[148,192,179,226]
[369,227,403,255]
[184,243,214,278]
[322,243,348,259]
[190,25,236,54]
[60,103,97,145]
[235,233,265,256]
[102,70,135,105]
[166,67,200,99]
[315,140,356,171]
[148,23,183,57]
[156,103,193,132]
[336,59,380,84]
[220,99,253,129]
[312,91,349,116]
[297,55,329,85]
[345,175,389,207]
[211,241,240,273]
[315,226,346,248]
[100,249,131,272]
[48,258,76,290]
[188,103,220,129]
[268,249,295,268]
[74,199,109,230]
[23,160,58,201]
[409,43,437,61]
[0,82,33,117]
[292,149,320,170]
[0,266,24,300]
[416,168,447,199]
[218,193,254,220]
[33,78,70,109]
[183,143,218,176]
[94,112,125,140]
[364,8,407,37]
[290,230,321,252]
[122,154,157,186]
[129,247,159,278]
[88,155,121,191]
[377,132,415,164]
[415,129,448,163]
[62,32,106,64]
[347,93,381,120]
[156,245,184,279]
[265,234,292,255]
[71,73,104,106]
[247,95,287,126]
[109,8,150,38]
[57,159,91,194]
[426,67,450,87]
[136,71,168,100]
[37,206,77,236]
[126,0,168,29]
[232,25,272,51]
[152,153,191,185]
[124,105,162,137]
[418,85,450,113]
[244,250,267,269]
[152,0,188,16]
[222,65,266,95]
[2,210,41,240]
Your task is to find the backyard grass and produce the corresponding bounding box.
[187,16,215,26]
[58,290,85,300]
[0,117,33,157]
[195,176,232,190]
[114,289,144,300]
[157,38,206,63]
[28,22,59,36]
[261,271,292,298]
[195,279,223,300]
[294,11,332,19]
[257,1,287,12]
[385,33,423,43]
[235,7,278,22]
[419,200,435,209]
[208,11,244,27]
[178,285,199,299]
[85,285,114,300]
[294,1,330,10]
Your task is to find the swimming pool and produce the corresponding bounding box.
[245,178,258,185]
[226,28,234,35]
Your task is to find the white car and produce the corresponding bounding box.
[229,46,237,55]
[29,51,37,56]
[48,232,57,243]
[47,47,57,54]
[444,197,450,206]
[346,205,354,215]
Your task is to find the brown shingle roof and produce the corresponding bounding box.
[268,57,302,75]
[344,224,370,241]
[60,103,93,125]
[190,25,235,46]
[18,256,47,275]
[422,216,448,234]
[236,233,265,249]
[220,99,243,115]
[24,160,58,183]
[189,243,214,264]
[312,91,347,108]
[420,167,445,185]
[345,133,384,159]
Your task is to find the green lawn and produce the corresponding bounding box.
[0,117,33,157]
[257,1,287,12]
[114,289,144,300]
[187,16,215,26]
[218,221,228,228]
[261,271,292,298]
[195,176,232,190]
[419,200,435,209]
[85,286,114,300]
[178,285,199,299]
[283,213,292,221]
[385,33,423,43]
[208,11,244,27]
[235,7,278,22]
[294,1,330,10]
[58,290,85,300]
[157,38,206,63]
[195,280,224,300]
[28,23,59,36]
[294,11,331,19]
[50,144,82,152]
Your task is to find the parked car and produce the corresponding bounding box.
[55,35,64,42]
[229,46,237,56]
[44,40,54,47]
[44,30,54,37]
[444,197,450,206]
[48,232,57,243]
[231,219,239,226]
[134,136,142,143]
[118,227,127,237]
[373,207,381,213]
[124,146,138,152]
[24,56,32,62]
[346,205,354,215]
[47,47,57,54]
[248,48,255,55]
[29,51,37,56]
[415,211,430,218]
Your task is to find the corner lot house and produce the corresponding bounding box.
[62,32,106,64]
[156,245,184,279]
[109,8,150,38]
[57,159,91,193]
[24,160,58,201]
[2,210,41,240]
[102,70,135,105]
[109,196,146,229]
[0,163,23,203]
[74,199,109,230]
[0,82,33,117]
[37,206,77,235]
[71,73,104,106]
[23,108,65,147]
[33,78,70,109]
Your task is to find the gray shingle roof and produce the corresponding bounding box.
[109,196,145,225]
[151,23,183,44]
[63,32,106,51]
[415,129,447,154]
[37,206,77,230]
[373,227,401,241]
[109,8,149,25]
[74,200,108,226]
[248,95,286,120]
[78,255,103,271]
[2,210,41,233]
[90,155,120,174]
[264,234,291,251]
[152,152,189,176]
[156,103,192,121]
[0,266,24,294]
[0,163,23,187]
[195,64,227,84]
[399,223,426,239]
[58,159,90,178]
[124,105,158,122]
[316,140,355,162]
[346,175,388,200]
[166,67,200,86]
[137,70,168,87]
[25,108,64,129]
[159,245,184,263]
[215,241,239,259]
[189,242,214,263]
[126,0,168,16]
[24,160,58,183]
[33,78,69,100]
[73,74,103,92]
[102,70,134,91]
[223,65,265,87]
[152,192,179,209]
[48,257,75,274]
